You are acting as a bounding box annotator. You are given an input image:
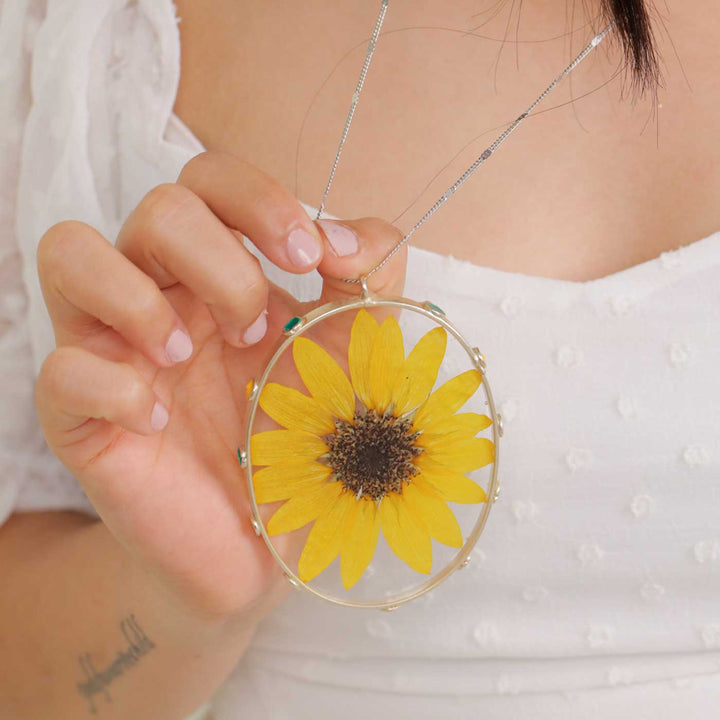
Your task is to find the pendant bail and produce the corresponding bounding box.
[359,275,370,299]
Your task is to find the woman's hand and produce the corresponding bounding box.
[33,150,407,625]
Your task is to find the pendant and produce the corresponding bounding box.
[238,281,502,610]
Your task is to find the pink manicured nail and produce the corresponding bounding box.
[165,329,193,363]
[242,311,268,345]
[317,220,358,257]
[287,228,322,267]
[151,401,169,431]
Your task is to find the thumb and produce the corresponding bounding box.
[314,217,408,304]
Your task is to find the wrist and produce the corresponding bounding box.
[83,520,258,652]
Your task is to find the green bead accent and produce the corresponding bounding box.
[283,316,302,333]
[425,301,445,316]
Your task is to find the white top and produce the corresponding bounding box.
[2,2,719,718]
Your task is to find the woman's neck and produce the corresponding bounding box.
[173,0,720,282]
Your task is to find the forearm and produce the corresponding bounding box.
[0,511,253,720]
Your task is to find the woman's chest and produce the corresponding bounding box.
[172,0,720,283]
[241,237,720,662]
[235,240,720,664]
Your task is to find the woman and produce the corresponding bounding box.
[1,0,718,717]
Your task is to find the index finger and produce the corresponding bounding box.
[176,151,326,272]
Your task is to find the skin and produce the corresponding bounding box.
[173,0,720,282]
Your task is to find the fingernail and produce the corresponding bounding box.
[151,401,169,431]
[317,220,358,257]
[165,329,193,363]
[242,311,268,345]
[287,228,322,268]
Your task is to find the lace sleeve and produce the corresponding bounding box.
[0,0,96,525]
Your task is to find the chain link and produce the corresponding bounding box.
[314,0,613,284]
[314,0,389,221]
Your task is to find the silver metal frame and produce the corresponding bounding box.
[239,285,502,610]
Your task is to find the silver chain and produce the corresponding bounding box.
[314,0,613,284]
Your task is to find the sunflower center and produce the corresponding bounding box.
[326,410,423,502]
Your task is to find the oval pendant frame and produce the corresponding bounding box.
[240,285,502,611]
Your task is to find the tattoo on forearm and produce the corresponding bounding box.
[76,614,156,714]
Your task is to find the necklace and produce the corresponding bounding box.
[239,1,613,611]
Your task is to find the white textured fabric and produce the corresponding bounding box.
[1,2,719,718]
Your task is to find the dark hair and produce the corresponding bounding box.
[601,0,660,93]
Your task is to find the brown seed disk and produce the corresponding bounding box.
[326,410,423,502]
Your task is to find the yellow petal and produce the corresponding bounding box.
[340,495,381,590]
[412,370,482,431]
[423,437,495,473]
[250,429,328,466]
[252,462,332,503]
[402,481,463,547]
[368,315,405,414]
[298,490,355,583]
[259,383,336,434]
[414,456,487,504]
[416,412,493,446]
[293,337,355,422]
[348,309,379,409]
[390,327,447,416]
[379,492,432,574]
[267,480,343,535]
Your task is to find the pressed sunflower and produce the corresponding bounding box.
[249,309,495,590]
